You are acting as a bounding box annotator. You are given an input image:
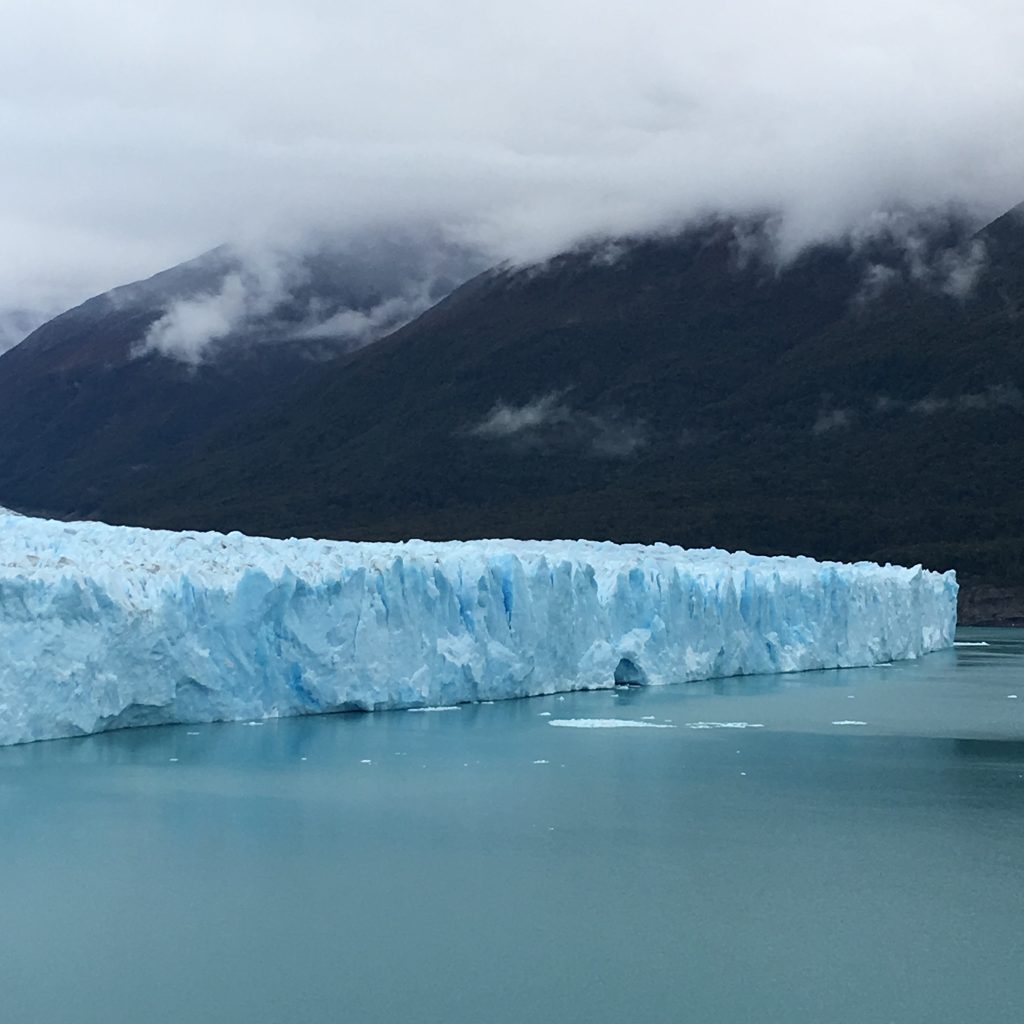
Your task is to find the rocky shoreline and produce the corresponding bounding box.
[958,583,1024,627]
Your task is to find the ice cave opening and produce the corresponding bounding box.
[614,657,647,687]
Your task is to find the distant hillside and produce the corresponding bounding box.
[0,232,483,515]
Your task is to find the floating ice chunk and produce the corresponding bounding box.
[538,712,551,717]
[548,719,675,729]
[954,641,989,647]
[832,720,868,726]
[0,517,957,746]
[407,706,460,713]
[685,722,764,730]
[533,759,550,764]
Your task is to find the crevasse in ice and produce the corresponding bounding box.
[0,511,957,746]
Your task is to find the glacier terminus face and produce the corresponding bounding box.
[0,511,957,746]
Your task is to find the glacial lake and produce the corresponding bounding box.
[1,628,1021,1024]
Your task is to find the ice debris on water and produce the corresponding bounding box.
[686,721,764,730]
[0,512,957,746]
[548,719,675,729]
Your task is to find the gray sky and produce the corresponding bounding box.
[3,0,1024,318]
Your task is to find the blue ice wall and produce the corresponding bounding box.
[0,513,957,745]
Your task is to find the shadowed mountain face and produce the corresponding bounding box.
[2,207,1024,613]
[0,232,484,514]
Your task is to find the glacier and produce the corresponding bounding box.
[0,511,957,746]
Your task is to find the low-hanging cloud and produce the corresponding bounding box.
[137,246,297,363]
[471,394,647,457]
[2,0,1024,319]
[294,283,440,347]
[812,408,855,434]
[849,210,993,304]
[814,384,1024,431]
[910,383,1024,414]
[132,228,485,362]
[473,395,567,438]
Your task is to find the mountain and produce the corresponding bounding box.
[0,231,484,515]
[3,205,1023,621]
[0,307,51,355]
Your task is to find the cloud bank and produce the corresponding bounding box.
[1,0,1023,316]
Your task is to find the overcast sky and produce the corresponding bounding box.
[2,0,1023,318]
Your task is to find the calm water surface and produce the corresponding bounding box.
[1,628,1022,1023]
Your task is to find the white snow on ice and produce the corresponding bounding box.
[0,512,957,746]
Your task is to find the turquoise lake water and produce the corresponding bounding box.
[1,628,1021,1023]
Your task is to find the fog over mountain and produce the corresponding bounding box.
[2,0,1023,317]
[0,309,51,355]
[125,228,486,364]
